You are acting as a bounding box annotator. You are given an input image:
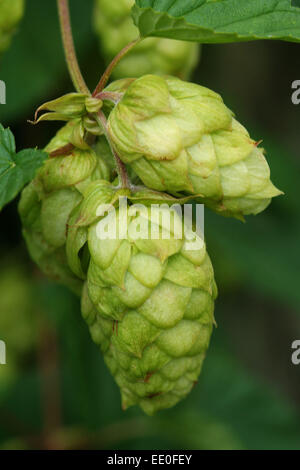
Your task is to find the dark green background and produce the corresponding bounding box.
[0,0,299,450]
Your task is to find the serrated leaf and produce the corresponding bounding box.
[133,0,300,43]
[0,125,16,156]
[0,125,47,211]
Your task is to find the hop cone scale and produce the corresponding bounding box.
[19,122,112,295]
[67,181,217,414]
[0,0,24,54]
[108,75,282,219]
[94,0,199,80]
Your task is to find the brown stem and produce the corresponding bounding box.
[95,91,123,104]
[50,142,74,158]
[49,124,97,158]
[96,111,130,189]
[57,0,90,94]
[92,38,140,96]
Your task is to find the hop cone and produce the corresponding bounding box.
[67,181,217,414]
[94,0,199,80]
[0,0,24,54]
[19,122,112,295]
[108,75,282,219]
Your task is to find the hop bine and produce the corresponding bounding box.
[17,49,283,414]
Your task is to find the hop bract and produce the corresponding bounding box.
[19,121,113,295]
[0,0,24,54]
[66,181,217,414]
[94,0,199,80]
[108,75,282,219]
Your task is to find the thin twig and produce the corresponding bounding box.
[50,142,74,158]
[94,91,123,105]
[96,111,130,189]
[92,38,140,96]
[57,0,90,94]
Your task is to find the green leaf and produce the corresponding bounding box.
[0,125,47,211]
[133,0,300,43]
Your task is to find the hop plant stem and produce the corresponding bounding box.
[93,38,141,96]
[96,111,130,189]
[57,0,90,94]
[94,91,123,105]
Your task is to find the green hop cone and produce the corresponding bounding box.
[107,75,282,219]
[67,181,217,414]
[94,0,199,80]
[19,121,113,295]
[0,0,24,55]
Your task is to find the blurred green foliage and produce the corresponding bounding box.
[0,0,299,450]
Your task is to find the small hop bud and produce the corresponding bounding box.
[85,96,103,114]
